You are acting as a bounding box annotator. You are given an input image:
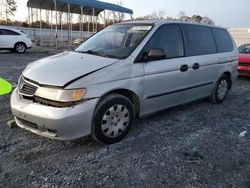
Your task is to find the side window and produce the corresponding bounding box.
[182,24,216,56]
[2,29,20,35]
[0,29,3,35]
[143,24,184,59]
[212,28,233,53]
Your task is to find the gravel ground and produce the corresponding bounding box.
[0,51,250,188]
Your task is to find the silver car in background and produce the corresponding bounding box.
[11,20,238,144]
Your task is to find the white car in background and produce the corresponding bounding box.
[0,27,32,53]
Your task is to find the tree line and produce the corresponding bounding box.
[0,0,17,24]
[135,10,214,25]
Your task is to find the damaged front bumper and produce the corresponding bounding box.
[10,88,99,140]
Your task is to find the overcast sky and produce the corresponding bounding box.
[15,0,250,28]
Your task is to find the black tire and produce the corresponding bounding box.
[92,94,135,144]
[209,75,230,104]
[14,42,26,53]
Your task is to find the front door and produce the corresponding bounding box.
[139,24,190,115]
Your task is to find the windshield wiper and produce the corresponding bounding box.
[79,50,107,57]
[77,50,119,59]
[104,54,121,59]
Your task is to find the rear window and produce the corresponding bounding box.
[182,24,216,56]
[212,28,233,53]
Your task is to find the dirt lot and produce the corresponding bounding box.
[0,51,250,188]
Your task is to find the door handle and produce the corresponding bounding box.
[180,64,189,72]
[192,63,200,70]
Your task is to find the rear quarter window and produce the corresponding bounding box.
[212,28,233,53]
[182,24,216,56]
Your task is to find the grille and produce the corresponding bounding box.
[17,118,38,130]
[18,77,38,96]
[239,62,250,67]
[238,70,250,75]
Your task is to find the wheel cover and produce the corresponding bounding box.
[16,44,25,53]
[101,104,130,138]
[217,79,228,100]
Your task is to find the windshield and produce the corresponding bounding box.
[75,24,152,59]
[238,44,250,54]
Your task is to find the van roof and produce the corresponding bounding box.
[119,20,226,30]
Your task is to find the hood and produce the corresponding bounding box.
[239,53,250,62]
[23,51,119,87]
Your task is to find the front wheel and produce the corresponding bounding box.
[209,75,230,104]
[14,42,26,53]
[92,94,135,144]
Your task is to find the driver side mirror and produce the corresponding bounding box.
[135,48,166,63]
[144,48,166,62]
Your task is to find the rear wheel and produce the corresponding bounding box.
[209,75,230,103]
[14,42,26,53]
[92,94,135,144]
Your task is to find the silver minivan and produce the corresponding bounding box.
[11,20,238,144]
